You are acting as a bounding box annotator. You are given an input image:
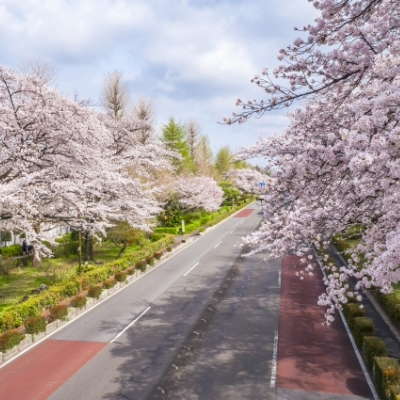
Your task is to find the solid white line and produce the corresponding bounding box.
[110,306,151,343]
[270,330,279,387]
[214,241,222,249]
[278,271,281,287]
[184,262,199,277]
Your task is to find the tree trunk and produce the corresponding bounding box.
[117,241,127,259]
[84,231,94,261]
[32,222,41,268]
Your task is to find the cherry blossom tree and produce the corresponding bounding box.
[0,66,163,265]
[174,176,224,212]
[228,0,400,322]
[227,168,269,194]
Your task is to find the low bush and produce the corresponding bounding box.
[0,244,22,258]
[146,256,154,266]
[374,357,400,400]
[126,267,135,275]
[0,330,23,352]
[136,260,146,272]
[154,251,162,260]
[389,386,400,400]
[343,303,366,327]
[353,317,374,348]
[363,336,387,370]
[24,316,47,335]
[166,245,173,252]
[115,271,127,282]
[102,279,116,289]
[70,295,87,309]
[0,311,23,333]
[49,305,68,321]
[87,285,102,299]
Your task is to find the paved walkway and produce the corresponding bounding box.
[277,255,373,400]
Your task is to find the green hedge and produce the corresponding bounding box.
[115,271,126,282]
[377,292,400,324]
[0,235,175,335]
[343,303,366,328]
[374,357,400,400]
[389,386,400,400]
[353,317,374,348]
[0,329,23,352]
[0,244,22,258]
[50,305,68,320]
[363,336,387,370]
[24,316,47,335]
[87,286,102,299]
[70,295,87,309]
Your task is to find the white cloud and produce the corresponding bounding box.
[0,0,319,166]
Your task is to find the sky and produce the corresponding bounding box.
[0,0,319,166]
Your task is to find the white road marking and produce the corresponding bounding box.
[184,262,199,277]
[230,229,236,234]
[270,330,279,387]
[110,307,151,343]
[214,241,222,249]
[278,271,281,287]
[239,220,244,225]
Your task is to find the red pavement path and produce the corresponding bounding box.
[0,339,106,400]
[234,209,254,218]
[277,254,372,399]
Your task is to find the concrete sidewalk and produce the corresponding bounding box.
[277,254,373,400]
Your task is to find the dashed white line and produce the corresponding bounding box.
[214,241,222,249]
[230,229,236,234]
[270,330,279,387]
[239,220,244,225]
[278,271,281,287]
[184,262,199,277]
[111,306,151,343]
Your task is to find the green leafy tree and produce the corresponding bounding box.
[218,182,242,206]
[215,146,233,180]
[107,222,146,258]
[161,118,192,173]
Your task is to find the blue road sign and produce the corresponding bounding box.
[259,182,265,187]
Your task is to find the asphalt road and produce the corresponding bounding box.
[0,203,276,400]
[45,205,271,400]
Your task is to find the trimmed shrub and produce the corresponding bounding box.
[389,386,400,400]
[102,279,116,289]
[50,305,68,321]
[0,311,23,333]
[60,279,82,297]
[343,303,365,327]
[24,316,47,335]
[70,295,87,309]
[353,317,374,348]
[0,330,23,352]
[126,267,135,275]
[135,260,146,272]
[115,271,127,282]
[363,336,387,370]
[374,357,400,400]
[166,245,173,252]
[146,256,154,266]
[87,285,102,299]
[154,251,162,260]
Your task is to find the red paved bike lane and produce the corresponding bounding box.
[277,254,373,400]
[0,339,106,400]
